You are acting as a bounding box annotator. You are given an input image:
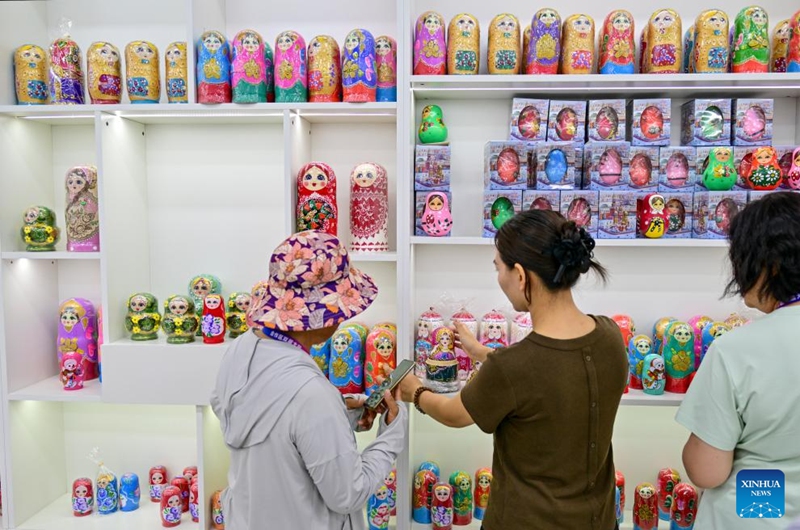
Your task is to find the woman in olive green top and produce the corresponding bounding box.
[398,210,628,530]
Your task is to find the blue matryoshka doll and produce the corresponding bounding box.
[367,485,392,530]
[627,334,652,389]
[96,472,119,515]
[641,353,666,395]
[196,30,232,104]
[700,321,730,367]
[328,327,364,394]
[418,460,441,478]
[119,473,141,512]
[310,337,331,374]
[342,28,377,103]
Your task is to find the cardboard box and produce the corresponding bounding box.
[733,98,773,146]
[597,190,636,239]
[629,146,660,191]
[629,98,671,146]
[483,190,523,238]
[588,99,627,142]
[659,147,697,192]
[681,98,732,146]
[693,191,748,239]
[484,141,529,190]
[522,190,560,212]
[536,142,576,190]
[585,141,631,190]
[415,191,452,237]
[661,191,694,238]
[414,145,451,191]
[510,98,549,142]
[547,100,587,143]
[560,190,599,237]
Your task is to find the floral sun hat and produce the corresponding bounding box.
[247,230,378,331]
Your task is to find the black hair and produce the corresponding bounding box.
[495,209,608,302]
[725,191,800,303]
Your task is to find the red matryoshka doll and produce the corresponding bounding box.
[480,310,508,349]
[473,468,492,520]
[414,11,447,75]
[687,315,713,368]
[211,490,225,529]
[664,321,695,393]
[560,14,595,74]
[415,308,444,377]
[611,314,636,350]
[615,470,626,520]
[160,485,182,527]
[745,146,782,190]
[385,469,397,516]
[296,162,338,236]
[189,482,199,522]
[431,483,455,530]
[637,193,668,239]
[183,466,197,483]
[307,35,342,102]
[342,29,377,102]
[451,309,477,380]
[633,482,658,530]
[642,9,682,73]
[350,162,388,253]
[771,19,790,72]
[201,294,226,344]
[413,469,437,523]
[670,483,698,529]
[73,477,94,516]
[599,10,635,74]
[421,192,453,237]
[657,468,681,521]
[58,298,98,382]
[364,326,396,396]
[375,36,397,102]
[150,466,168,502]
[511,312,533,344]
[527,8,561,74]
[171,476,190,513]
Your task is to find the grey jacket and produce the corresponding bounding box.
[210,330,407,530]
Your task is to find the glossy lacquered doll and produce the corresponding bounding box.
[375,36,397,101]
[527,9,561,74]
[275,31,308,102]
[638,193,668,238]
[448,14,480,75]
[772,19,790,72]
[420,192,453,236]
[364,327,396,396]
[14,44,47,104]
[149,466,168,502]
[627,334,652,389]
[489,14,521,74]
[413,469,437,523]
[664,321,695,393]
[431,483,455,529]
[745,146,782,190]
[65,165,99,252]
[197,30,232,103]
[125,292,160,340]
[450,471,473,525]
[473,468,492,520]
[165,42,188,103]
[308,35,342,102]
[414,11,447,74]
[350,163,388,253]
[657,467,681,521]
[119,473,140,512]
[190,482,199,522]
[226,292,251,339]
[202,294,226,344]
[161,485,182,527]
[599,10,635,74]
[343,29,377,102]
[560,14,595,74]
[731,6,769,73]
[126,41,160,103]
[232,30,268,103]
[21,206,59,251]
[633,483,658,530]
[670,483,698,528]
[693,10,730,73]
[189,274,222,336]
[72,478,94,516]
[415,309,445,377]
[296,162,338,235]
[642,353,665,395]
[87,42,121,104]
[58,298,98,384]
[162,295,199,343]
[642,9,682,73]
[329,327,364,394]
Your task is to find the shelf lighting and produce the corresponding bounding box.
[292,111,396,117]
[20,114,93,120]
[110,111,284,119]
[411,84,795,93]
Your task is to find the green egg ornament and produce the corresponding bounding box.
[491,197,515,229]
[418,104,448,144]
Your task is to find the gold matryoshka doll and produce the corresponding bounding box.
[87,42,122,104]
[523,25,531,71]
[165,42,188,103]
[488,13,520,74]
[771,18,791,72]
[693,9,730,73]
[14,44,48,104]
[125,40,160,103]
[560,14,595,74]
[643,9,682,73]
[308,35,342,102]
[447,13,480,75]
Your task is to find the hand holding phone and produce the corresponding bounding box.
[365,359,416,410]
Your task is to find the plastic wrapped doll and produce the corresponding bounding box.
[688,315,713,367]
[96,473,118,515]
[702,147,737,190]
[421,192,453,237]
[693,10,730,73]
[786,147,800,190]
[448,14,480,75]
[171,477,190,513]
[633,483,658,530]
[231,30,268,103]
[226,292,251,339]
[342,29,376,102]
[431,483,454,530]
[329,327,364,394]
[307,36,342,102]
[126,41,160,103]
[197,30,231,103]
[745,146,782,190]
[657,468,681,521]
[364,327,396,396]
[161,486,182,527]
[350,162,389,253]
[450,471,473,526]
[165,42,188,103]
[367,485,391,530]
[560,14,595,74]
[375,36,397,101]
[14,44,48,104]
[73,478,94,516]
[65,165,99,252]
[190,482,199,522]
[49,35,85,104]
[274,31,308,102]
[125,293,160,340]
[627,334,653,389]
[670,483,698,529]
[527,9,561,74]
[664,321,694,393]
[189,274,222,336]
[450,309,476,380]
[202,294,226,344]
[162,295,199,344]
[599,10,635,74]
[296,162,338,235]
[638,193,668,239]
[643,9,682,73]
[414,11,447,75]
[58,298,98,381]
[87,42,121,104]
[211,490,225,529]
[119,473,140,512]
[488,14,521,74]
[731,6,769,73]
[426,327,459,393]
[511,312,533,344]
[480,310,508,348]
[21,206,60,251]
[416,309,444,377]
[772,19,790,72]
[149,466,168,502]
[413,469,437,524]
[473,468,492,520]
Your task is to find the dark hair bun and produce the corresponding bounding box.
[552,222,596,282]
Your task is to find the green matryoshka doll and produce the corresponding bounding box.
[449,471,474,525]
[731,6,769,73]
[702,147,737,190]
[162,295,199,344]
[21,205,60,251]
[125,292,161,341]
[418,104,448,144]
[226,291,252,339]
[188,274,222,336]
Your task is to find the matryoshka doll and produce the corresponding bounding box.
[611,314,635,346]
[264,41,275,102]
[615,471,626,523]
[162,295,199,343]
[473,468,492,520]
[385,469,397,516]
[786,147,800,190]
[21,206,60,251]
[275,30,307,102]
[65,165,99,252]
[527,8,561,74]
[684,26,696,72]
[190,482,199,522]
[449,471,473,525]
[641,353,664,396]
[771,19,790,72]
[414,11,447,75]
[60,350,84,390]
[73,477,94,516]
[296,162,338,235]
[149,466,168,502]
[183,466,197,482]
[125,292,161,340]
[96,472,118,514]
[329,327,364,394]
[196,30,232,104]
[231,30,268,103]
[599,10,635,74]
[160,485,182,527]
[426,327,459,393]
[58,298,98,382]
[511,312,532,344]
[489,14,521,74]
[431,483,454,530]
[687,315,713,367]
[693,10,730,73]
[664,321,694,393]
[560,14,595,74]
[670,483,698,529]
[643,9,682,73]
[725,312,750,329]
[350,162,388,253]
[126,41,160,103]
[416,308,444,377]
[375,36,397,101]
[211,490,225,529]
[523,25,532,72]
[189,274,222,336]
[171,477,190,513]
[633,483,658,530]
[49,35,85,104]
[364,327,396,396]
[700,321,730,366]
[310,338,331,373]
[367,485,391,530]
[421,192,453,237]
[87,42,121,104]
[119,473,140,512]
[702,147,737,190]
[745,146,782,190]
[165,42,188,103]
[226,292,251,339]
[343,29,376,102]
[637,193,668,239]
[14,44,48,104]
[480,310,508,348]
[448,14,480,75]
[657,468,681,521]
[308,36,342,102]
[202,294,226,344]
[732,6,769,73]
[413,469,437,524]
[627,334,652,389]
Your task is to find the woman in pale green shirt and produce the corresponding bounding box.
[676,192,800,528]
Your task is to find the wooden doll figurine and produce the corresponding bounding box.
[473,468,492,520]
[413,470,437,524]
[385,469,397,515]
[523,25,532,71]
[190,483,199,522]
[643,9,682,73]
[188,274,222,335]
[688,315,714,367]
[350,162,389,253]
[745,146,782,190]
[211,490,225,529]
[375,36,397,101]
[126,41,160,103]
[480,310,508,348]
[343,29,377,102]
[772,19,790,72]
[633,483,658,530]
[364,327,396,396]
[87,42,121,104]
[170,477,190,513]
[165,42,188,103]
[296,162,338,235]
[96,472,118,514]
[231,30,268,103]
[431,483,455,530]
[226,292,251,339]
[732,6,769,72]
[788,11,800,72]
[149,466,168,502]
[638,193,668,238]
[560,14,595,74]
[664,322,695,393]
[448,14,480,75]
[275,30,307,102]
[420,192,453,237]
[627,334,652,389]
[21,206,60,251]
[700,322,730,366]
[58,298,98,381]
[786,147,800,189]
[449,471,473,525]
[599,10,635,74]
[119,473,140,512]
[367,485,391,530]
[426,327,459,393]
[60,351,84,390]
[202,294,226,344]
[693,10,730,73]
[489,14,521,74]
[310,338,331,373]
[162,295,199,344]
[683,26,696,72]
[197,30,232,104]
[14,44,48,104]
[160,485,182,527]
[653,317,676,356]
[702,147,737,190]
[527,9,561,74]
[611,314,635,355]
[125,293,160,340]
[264,40,275,102]
[183,466,197,482]
[73,478,94,516]
[670,483,698,529]
[307,35,342,102]
[49,35,85,104]
[657,468,681,521]
[328,327,364,394]
[414,11,447,75]
[65,165,99,252]
[616,471,626,523]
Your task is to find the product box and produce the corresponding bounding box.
[585,141,631,190]
[509,98,549,142]
[484,141,529,190]
[661,191,694,239]
[536,142,576,190]
[733,146,754,190]
[733,98,774,146]
[522,190,560,212]
[588,99,627,142]
[775,145,797,189]
[629,98,671,146]
[547,100,587,143]
[692,191,748,239]
[560,190,599,237]
[628,146,660,191]
[597,190,636,239]
[748,190,783,202]
[659,146,697,192]
[483,190,523,238]
[415,190,452,237]
[524,142,543,189]
[680,98,732,147]
[414,144,451,191]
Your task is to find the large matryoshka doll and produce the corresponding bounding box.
[448,14,480,75]
[126,41,160,103]
[413,469,437,524]
[527,8,561,74]
[343,29,377,102]
[49,35,85,104]
[627,334,653,389]
[745,146,782,190]
[488,14,521,74]
[664,321,695,393]
[561,14,595,74]
[633,483,658,530]
[643,9,682,73]
[480,310,508,348]
[231,29,268,103]
[87,42,121,104]
[188,274,222,336]
[611,314,636,346]
[700,321,730,366]
[431,483,455,530]
[165,42,189,103]
[687,315,713,368]
[350,162,388,253]
[375,36,397,101]
[657,468,681,521]
[202,294,226,344]
[511,312,532,344]
[296,162,338,235]
[473,468,492,520]
[451,308,477,381]
[599,10,635,74]
[652,316,676,355]
[426,327,459,393]
[415,308,444,377]
[14,44,48,104]
[670,483,698,529]
[731,6,769,73]
[72,477,94,516]
[364,327,396,396]
[772,19,790,72]
[65,165,100,252]
[449,471,473,526]
[414,11,447,74]
[693,10,730,73]
[308,35,342,102]
[197,30,232,103]
[367,485,391,530]
[328,327,364,394]
[58,298,98,382]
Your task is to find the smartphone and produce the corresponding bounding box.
[364,359,416,409]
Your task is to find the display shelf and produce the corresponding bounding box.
[621,389,684,407]
[410,236,728,248]
[0,252,101,261]
[350,251,399,262]
[7,377,102,403]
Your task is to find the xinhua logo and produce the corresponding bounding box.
[736,470,785,519]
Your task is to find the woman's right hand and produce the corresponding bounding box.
[454,322,493,363]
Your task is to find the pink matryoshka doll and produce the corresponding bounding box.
[296,162,338,236]
[511,312,533,344]
[160,485,182,527]
[643,9,682,73]
[58,298,98,382]
[196,30,232,104]
[560,14,595,74]
[421,192,453,237]
[65,165,100,252]
[415,308,445,377]
[786,147,800,190]
[687,315,713,368]
[745,146,782,190]
[190,482,199,522]
[451,308,477,380]
[385,469,397,516]
[149,466,168,502]
[633,483,658,530]
[480,310,508,349]
[413,469,437,524]
[670,483,698,528]
[364,326,396,396]
[308,35,342,102]
[202,294,226,344]
[49,35,85,104]
[611,314,636,347]
[231,29,268,103]
[60,351,84,391]
[657,467,681,521]
[431,483,454,530]
[275,30,308,102]
[342,29,377,102]
[73,477,94,516]
[771,18,790,72]
[376,36,397,102]
[527,8,561,74]
[599,10,635,74]
[414,11,447,75]
[350,162,389,253]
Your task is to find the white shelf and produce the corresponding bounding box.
[350,251,399,262]
[8,376,102,403]
[410,236,727,248]
[621,388,685,407]
[1,252,102,261]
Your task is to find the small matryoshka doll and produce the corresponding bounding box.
[183,466,197,482]
[375,36,397,102]
[702,147,737,190]
[687,315,713,367]
[426,327,459,393]
[385,469,398,516]
[343,29,377,102]
[162,295,199,344]
[693,10,730,73]
[307,35,342,103]
[700,321,730,366]
[633,483,658,530]
[473,468,492,520]
[275,30,308,102]
[431,483,454,530]
[231,30,267,103]
[643,9,682,73]
[197,30,232,104]
[599,10,635,74]
[190,482,199,522]
[421,192,453,237]
[657,468,681,521]
[448,14,480,75]
[684,26,696,72]
[480,310,508,348]
[87,42,121,104]
[419,104,448,144]
[560,14,595,74]
[149,466,168,502]
[489,14,521,74]
[14,44,48,104]
[511,312,533,344]
[125,293,160,341]
[611,314,636,346]
[671,483,698,529]
[637,193,668,239]
[414,11,447,75]
[296,162,338,235]
[65,165,99,252]
[732,6,769,73]
[527,8,561,74]
[189,274,222,335]
[126,41,160,103]
[73,477,94,516]
[49,36,85,104]
[786,147,800,189]
[58,298,98,381]
[664,321,695,393]
[745,146,782,190]
[350,162,389,253]
[21,205,60,251]
[364,327,396,396]
[627,334,653,389]
[451,309,476,380]
[171,476,190,513]
[772,19,791,72]
[616,470,626,522]
[413,469,437,524]
[60,351,84,390]
[119,473,140,512]
[523,25,532,71]
[226,292,251,339]
[416,308,445,377]
[367,485,391,530]
[329,327,364,394]
[165,42,188,103]
[449,471,473,526]
[202,294,226,344]
[211,490,225,529]
[160,485,182,527]
[96,472,118,514]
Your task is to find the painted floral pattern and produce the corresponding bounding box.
[571,50,592,69]
[652,44,677,66]
[494,50,517,70]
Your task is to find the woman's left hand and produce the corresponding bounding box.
[344,394,378,431]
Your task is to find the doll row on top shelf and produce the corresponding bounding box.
[413,7,800,75]
[412,461,493,527]
[366,469,398,530]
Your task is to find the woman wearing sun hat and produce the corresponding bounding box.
[211,230,407,530]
